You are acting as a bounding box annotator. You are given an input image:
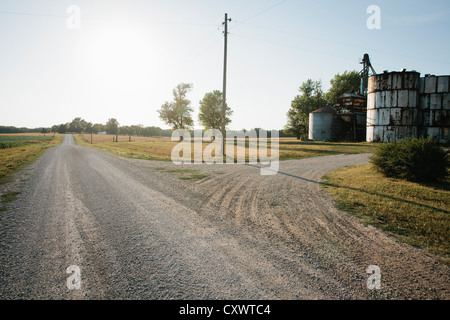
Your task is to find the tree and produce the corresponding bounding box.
[158,83,194,130]
[284,79,327,140]
[68,117,88,133]
[85,122,93,133]
[326,70,361,106]
[198,90,233,133]
[57,123,68,134]
[106,118,120,142]
[93,123,105,133]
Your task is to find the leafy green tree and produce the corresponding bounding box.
[57,123,68,134]
[106,118,120,141]
[284,79,327,139]
[93,123,105,133]
[326,70,361,105]
[158,83,194,130]
[85,122,94,133]
[198,90,233,133]
[68,117,88,133]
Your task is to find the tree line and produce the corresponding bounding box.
[1,70,360,139]
[46,118,172,137]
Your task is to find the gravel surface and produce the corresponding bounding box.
[0,134,448,299]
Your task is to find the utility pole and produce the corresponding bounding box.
[221,13,231,156]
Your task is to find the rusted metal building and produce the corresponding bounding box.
[309,93,368,142]
[419,75,450,143]
[366,70,450,143]
[366,71,420,142]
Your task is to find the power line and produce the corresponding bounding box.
[231,32,401,72]
[238,0,288,24]
[237,21,450,66]
[231,32,356,62]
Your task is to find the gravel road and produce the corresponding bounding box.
[0,134,448,299]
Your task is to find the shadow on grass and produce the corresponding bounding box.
[245,163,449,215]
[278,147,357,156]
[278,141,374,148]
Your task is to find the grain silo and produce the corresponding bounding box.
[419,75,450,144]
[308,106,337,141]
[366,70,420,142]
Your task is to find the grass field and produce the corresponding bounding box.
[0,133,64,184]
[323,164,450,264]
[74,133,378,162]
[0,134,55,149]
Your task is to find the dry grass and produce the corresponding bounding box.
[0,134,64,184]
[323,163,450,264]
[75,134,377,163]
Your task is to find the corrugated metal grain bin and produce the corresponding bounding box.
[418,75,450,143]
[309,106,336,141]
[366,71,420,142]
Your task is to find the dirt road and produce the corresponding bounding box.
[0,134,448,299]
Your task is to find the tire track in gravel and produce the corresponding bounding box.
[1,135,449,299]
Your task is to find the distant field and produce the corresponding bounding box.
[0,133,64,183]
[74,133,378,162]
[0,134,55,149]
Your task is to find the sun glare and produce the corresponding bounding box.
[83,22,156,91]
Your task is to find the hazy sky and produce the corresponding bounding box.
[1,0,449,130]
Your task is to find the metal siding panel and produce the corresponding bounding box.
[406,73,419,90]
[419,94,429,110]
[366,126,374,142]
[368,76,376,93]
[437,76,449,93]
[367,109,376,126]
[375,91,383,109]
[425,77,437,93]
[421,110,430,127]
[419,78,425,94]
[443,94,449,110]
[367,93,376,110]
[430,94,442,110]
[392,73,402,89]
[385,90,392,108]
[409,90,417,108]
[397,90,409,107]
[390,108,401,125]
[379,109,390,126]
[374,126,384,142]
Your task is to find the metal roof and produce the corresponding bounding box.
[311,106,336,114]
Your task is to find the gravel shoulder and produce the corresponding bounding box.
[0,135,448,299]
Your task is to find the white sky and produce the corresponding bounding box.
[0,0,449,130]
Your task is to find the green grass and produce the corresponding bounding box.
[0,135,54,149]
[0,191,21,212]
[323,163,450,264]
[0,134,64,184]
[1,191,21,204]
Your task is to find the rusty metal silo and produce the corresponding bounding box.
[366,70,420,142]
[419,75,450,144]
